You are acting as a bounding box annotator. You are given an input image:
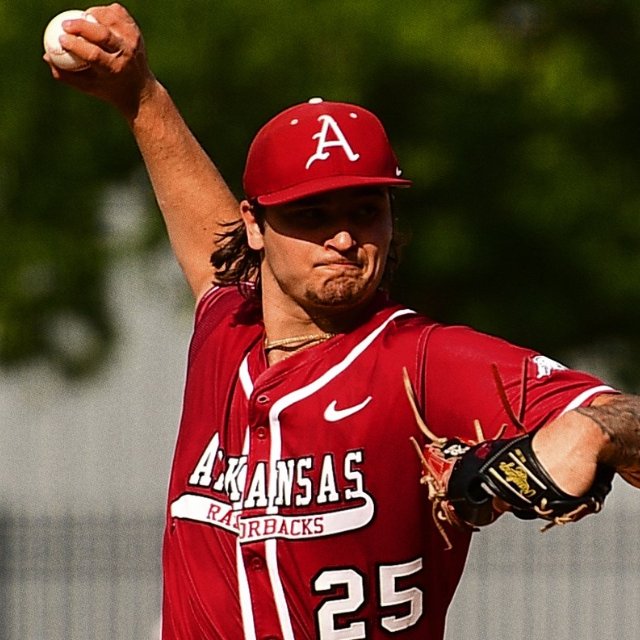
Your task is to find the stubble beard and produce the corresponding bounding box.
[304,274,377,309]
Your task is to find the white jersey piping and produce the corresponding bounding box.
[558,385,616,416]
[238,361,257,639]
[261,308,415,639]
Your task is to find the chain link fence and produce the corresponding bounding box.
[0,512,163,640]
[1,486,638,640]
[448,479,640,640]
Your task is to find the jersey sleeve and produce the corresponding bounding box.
[189,285,263,364]
[422,324,617,441]
[195,285,227,325]
[195,283,260,324]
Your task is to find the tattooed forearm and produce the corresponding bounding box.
[576,395,640,469]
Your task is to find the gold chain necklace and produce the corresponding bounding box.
[264,332,336,351]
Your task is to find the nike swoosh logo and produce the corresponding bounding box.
[323,396,373,422]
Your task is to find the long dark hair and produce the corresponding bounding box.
[210,212,263,299]
[210,199,405,299]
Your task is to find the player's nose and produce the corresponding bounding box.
[325,229,357,252]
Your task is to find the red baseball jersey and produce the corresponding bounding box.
[161,287,614,639]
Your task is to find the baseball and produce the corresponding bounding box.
[43,9,97,71]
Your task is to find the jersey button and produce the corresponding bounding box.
[249,555,265,571]
[254,426,268,439]
[256,394,270,405]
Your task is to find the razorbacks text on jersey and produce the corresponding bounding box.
[161,287,614,639]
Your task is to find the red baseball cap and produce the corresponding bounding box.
[242,97,412,206]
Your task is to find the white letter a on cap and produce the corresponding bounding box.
[305,114,360,170]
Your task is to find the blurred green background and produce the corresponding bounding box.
[2,0,640,382]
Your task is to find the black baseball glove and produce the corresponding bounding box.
[403,366,613,549]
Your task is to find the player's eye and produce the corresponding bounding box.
[351,202,383,222]
[291,207,329,228]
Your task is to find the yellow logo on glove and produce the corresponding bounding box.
[498,461,537,498]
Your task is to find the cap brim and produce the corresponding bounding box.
[255,175,412,206]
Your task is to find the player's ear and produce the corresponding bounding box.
[240,200,264,251]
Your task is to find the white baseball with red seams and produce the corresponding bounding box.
[43,9,97,71]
